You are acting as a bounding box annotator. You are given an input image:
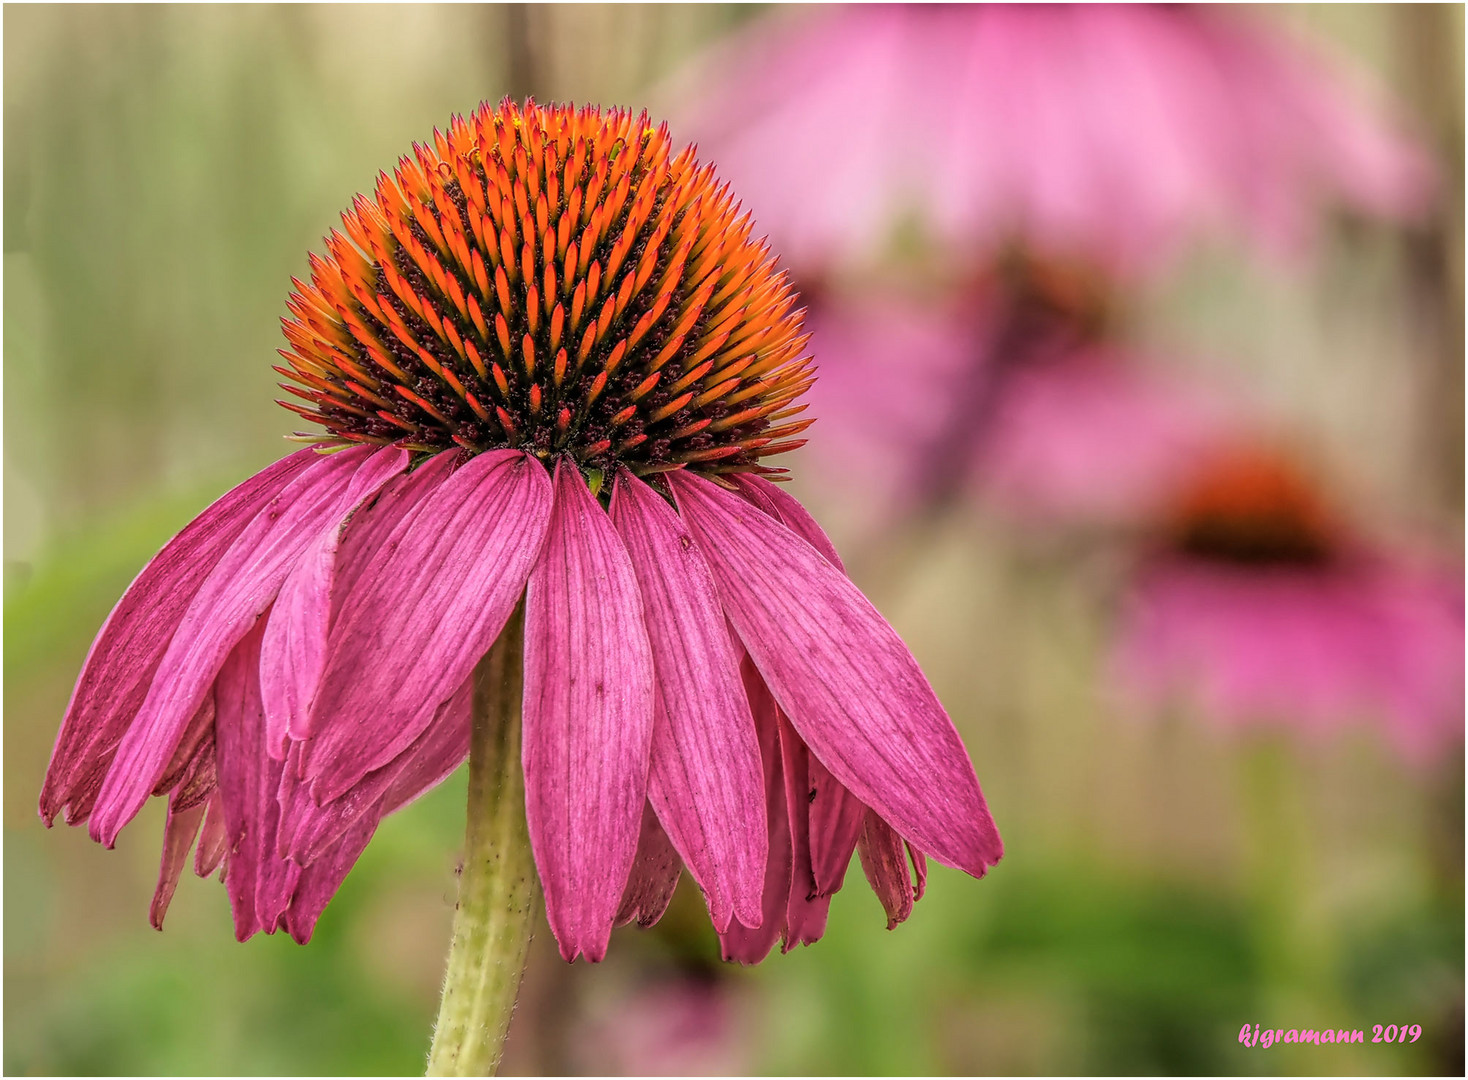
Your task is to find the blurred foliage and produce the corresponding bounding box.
[4,4,1461,1077]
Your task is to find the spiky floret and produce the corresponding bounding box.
[276,99,815,482]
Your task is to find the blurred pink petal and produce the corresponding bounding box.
[582,977,749,1076]
[1117,557,1465,764]
[978,347,1241,526]
[677,4,1435,276]
[804,283,1243,528]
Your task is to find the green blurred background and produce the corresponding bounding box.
[5,5,1462,1075]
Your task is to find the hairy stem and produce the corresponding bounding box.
[427,602,539,1077]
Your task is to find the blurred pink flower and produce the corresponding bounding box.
[677,4,1435,276]
[580,976,749,1075]
[1114,446,1464,763]
[804,275,1241,530]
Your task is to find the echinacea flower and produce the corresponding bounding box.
[578,974,748,1076]
[1114,445,1464,764]
[803,266,1240,533]
[675,4,1435,277]
[41,101,1002,967]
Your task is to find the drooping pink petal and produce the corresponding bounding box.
[718,659,792,964]
[610,473,767,933]
[805,753,866,898]
[216,615,389,944]
[149,800,207,930]
[776,716,831,950]
[150,696,216,800]
[669,471,1003,878]
[380,675,473,818]
[278,675,471,863]
[856,811,916,930]
[213,618,276,941]
[194,795,228,879]
[282,450,462,744]
[302,450,553,802]
[731,474,847,573]
[733,476,871,898]
[908,843,928,902]
[522,460,655,962]
[40,448,316,827]
[89,445,401,847]
[615,803,684,929]
[734,475,868,897]
[283,813,380,945]
[166,731,217,814]
[259,446,410,757]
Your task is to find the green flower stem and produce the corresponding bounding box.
[427,602,540,1077]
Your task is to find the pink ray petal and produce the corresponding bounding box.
[615,802,684,929]
[40,447,317,827]
[731,474,847,573]
[380,674,473,817]
[279,675,471,863]
[610,472,767,933]
[149,800,207,930]
[149,697,216,800]
[283,450,462,744]
[283,812,380,945]
[194,795,228,879]
[718,658,792,964]
[733,475,867,897]
[776,716,831,950]
[89,446,402,847]
[908,843,929,902]
[669,471,1003,878]
[259,446,411,757]
[302,450,553,801]
[806,753,866,898]
[857,811,916,930]
[213,618,282,941]
[522,460,655,962]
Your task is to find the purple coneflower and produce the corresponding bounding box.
[676,4,1434,277]
[1114,445,1464,764]
[41,100,1001,1071]
[803,266,1241,533]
